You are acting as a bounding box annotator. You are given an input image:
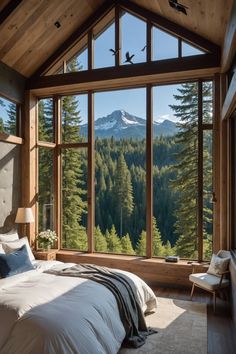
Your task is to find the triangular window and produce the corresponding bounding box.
[153,27,178,60]
[121,12,146,65]
[94,20,115,69]
[182,41,205,57]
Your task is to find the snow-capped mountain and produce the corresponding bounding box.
[80,110,178,139]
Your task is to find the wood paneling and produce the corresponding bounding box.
[0,0,231,78]
[56,251,208,287]
[221,0,236,72]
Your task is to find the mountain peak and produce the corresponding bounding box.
[81,110,178,139]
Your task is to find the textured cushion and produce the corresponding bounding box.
[2,237,35,262]
[189,273,229,291]
[207,254,230,277]
[0,244,34,278]
[0,230,19,242]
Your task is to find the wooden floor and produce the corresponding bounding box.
[152,286,236,354]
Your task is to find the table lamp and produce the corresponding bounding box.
[15,207,34,235]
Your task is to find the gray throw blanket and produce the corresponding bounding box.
[46,263,157,348]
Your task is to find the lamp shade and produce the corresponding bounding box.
[15,208,34,223]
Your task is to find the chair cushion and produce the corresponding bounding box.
[189,273,229,291]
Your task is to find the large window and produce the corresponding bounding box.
[37,80,214,260]
[94,88,146,255]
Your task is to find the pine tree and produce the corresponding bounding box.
[152,217,165,256]
[121,233,135,255]
[135,230,146,256]
[106,225,122,253]
[94,226,107,252]
[114,152,134,236]
[170,82,213,259]
[163,241,175,256]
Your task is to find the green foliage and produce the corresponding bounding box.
[152,217,165,256]
[135,230,146,256]
[6,103,17,135]
[94,226,107,252]
[106,225,122,253]
[121,233,135,255]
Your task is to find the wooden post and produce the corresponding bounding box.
[198,80,203,261]
[146,84,153,258]
[54,96,61,249]
[115,5,121,66]
[88,91,94,253]
[22,91,37,246]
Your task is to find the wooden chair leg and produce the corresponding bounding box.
[213,291,216,313]
[190,283,195,299]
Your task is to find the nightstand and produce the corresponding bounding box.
[33,250,58,261]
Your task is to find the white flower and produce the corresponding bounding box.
[37,230,58,246]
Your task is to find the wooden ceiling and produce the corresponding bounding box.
[0,0,233,78]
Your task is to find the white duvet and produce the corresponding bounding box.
[0,261,157,354]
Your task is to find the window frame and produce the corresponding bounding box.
[0,93,22,144]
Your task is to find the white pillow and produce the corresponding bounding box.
[2,237,35,262]
[207,254,230,277]
[0,230,19,242]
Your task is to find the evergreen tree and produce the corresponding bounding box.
[121,233,135,255]
[163,241,175,256]
[106,225,122,253]
[136,230,146,256]
[170,82,213,259]
[114,152,134,236]
[94,226,107,252]
[152,217,165,256]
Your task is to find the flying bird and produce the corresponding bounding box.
[168,0,188,15]
[124,51,135,64]
[141,45,147,52]
[109,48,120,56]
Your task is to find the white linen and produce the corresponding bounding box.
[0,261,157,354]
[0,230,19,242]
[0,244,4,254]
[1,237,35,262]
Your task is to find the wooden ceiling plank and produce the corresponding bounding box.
[1,0,76,65]
[221,0,236,72]
[0,0,23,26]
[30,0,116,78]
[27,53,220,91]
[10,0,81,74]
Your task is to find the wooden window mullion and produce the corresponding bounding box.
[198,81,203,261]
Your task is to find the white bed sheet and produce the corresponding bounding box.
[0,261,157,354]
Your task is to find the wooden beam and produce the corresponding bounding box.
[0,0,23,26]
[197,81,203,261]
[54,96,61,250]
[119,0,221,56]
[87,91,94,253]
[221,0,236,72]
[146,84,153,258]
[27,54,220,91]
[31,0,116,78]
[22,91,37,246]
[222,70,236,120]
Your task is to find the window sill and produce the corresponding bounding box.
[56,251,208,288]
[0,132,23,144]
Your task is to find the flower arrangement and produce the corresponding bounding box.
[37,229,57,250]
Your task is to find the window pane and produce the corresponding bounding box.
[38,98,54,142]
[153,27,178,60]
[203,81,213,124]
[67,47,88,72]
[121,12,146,65]
[38,148,54,233]
[153,83,199,259]
[61,148,88,250]
[94,88,146,255]
[94,22,115,68]
[203,130,213,260]
[0,96,18,136]
[182,41,205,57]
[61,94,88,143]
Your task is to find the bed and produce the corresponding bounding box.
[0,236,157,354]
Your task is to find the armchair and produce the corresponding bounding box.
[189,250,231,312]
